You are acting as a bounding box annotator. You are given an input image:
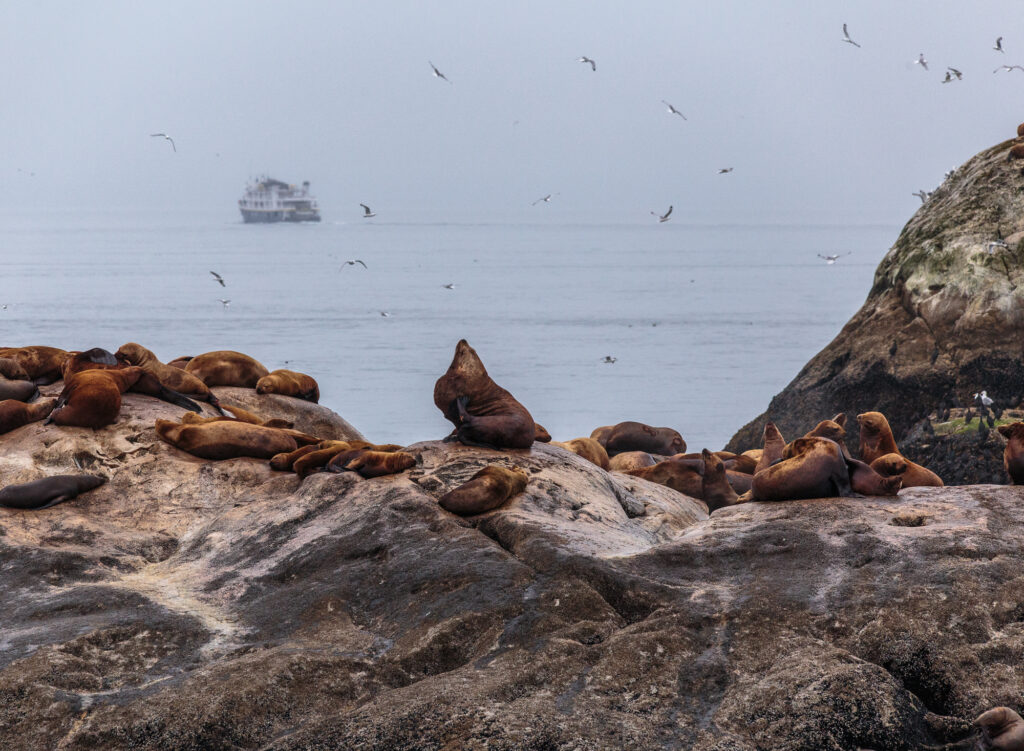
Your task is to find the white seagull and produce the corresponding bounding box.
[994,64,1024,73]
[995,37,1004,53]
[360,203,376,218]
[651,206,673,223]
[578,56,596,71]
[817,253,851,264]
[532,194,553,206]
[842,23,861,48]
[150,133,176,152]
[974,391,994,407]
[912,190,930,203]
[948,67,963,80]
[661,100,687,119]
[210,271,226,287]
[914,53,929,71]
[218,299,230,309]
[987,240,1009,254]
[429,61,451,83]
[380,311,391,317]
[340,259,367,270]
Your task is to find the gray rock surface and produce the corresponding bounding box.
[1,393,1022,750]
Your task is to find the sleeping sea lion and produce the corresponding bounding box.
[433,339,536,449]
[0,378,39,402]
[997,422,1024,484]
[0,474,106,510]
[601,421,685,457]
[184,350,269,388]
[47,367,202,429]
[624,457,703,499]
[856,411,901,464]
[270,443,322,471]
[552,438,610,469]
[439,465,529,516]
[0,358,30,381]
[0,398,56,434]
[295,442,364,477]
[608,451,657,472]
[61,347,120,378]
[590,425,614,445]
[701,449,740,512]
[534,423,552,443]
[870,452,943,488]
[725,454,758,474]
[750,437,853,502]
[155,419,298,460]
[1008,143,1024,161]
[336,450,416,478]
[256,369,320,403]
[116,342,224,412]
[975,706,1024,750]
[0,346,70,384]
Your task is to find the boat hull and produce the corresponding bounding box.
[240,208,321,223]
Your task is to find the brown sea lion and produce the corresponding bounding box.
[870,452,944,488]
[1018,123,1024,138]
[337,450,416,479]
[439,465,529,516]
[624,457,703,499]
[0,398,56,434]
[701,449,740,512]
[856,411,901,464]
[167,355,193,369]
[433,339,536,449]
[725,454,758,474]
[846,457,902,496]
[294,442,362,477]
[0,358,30,381]
[270,443,322,471]
[534,423,552,443]
[742,449,762,464]
[750,437,853,502]
[155,419,298,460]
[608,451,657,472]
[1009,143,1024,161]
[755,422,786,474]
[726,470,753,495]
[116,342,223,412]
[47,367,202,429]
[61,347,121,378]
[997,422,1024,484]
[804,413,851,457]
[590,425,614,445]
[184,350,270,388]
[180,404,292,429]
[0,346,70,384]
[0,378,39,402]
[975,706,1024,750]
[552,438,610,469]
[256,369,320,403]
[601,421,685,457]
[0,474,106,510]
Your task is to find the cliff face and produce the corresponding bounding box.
[728,137,1024,454]
[2,393,1024,749]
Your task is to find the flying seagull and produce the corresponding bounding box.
[429,61,451,83]
[817,253,851,264]
[218,299,230,309]
[601,356,617,364]
[948,67,963,80]
[651,205,673,223]
[661,100,687,119]
[578,56,596,71]
[718,167,734,174]
[532,194,553,206]
[442,282,456,289]
[995,36,1004,53]
[842,23,861,48]
[210,271,226,287]
[360,203,376,218]
[914,53,929,71]
[994,64,1024,73]
[150,133,176,152]
[380,311,391,317]
[340,259,367,269]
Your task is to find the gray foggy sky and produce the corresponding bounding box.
[2,0,1021,223]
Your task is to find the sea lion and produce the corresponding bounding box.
[256,369,320,403]
[167,355,193,369]
[184,350,270,388]
[47,367,202,429]
[116,342,224,412]
[294,442,362,477]
[1009,143,1024,161]
[997,422,1024,484]
[624,457,703,499]
[0,378,39,402]
[846,457,902,496]
[270,443,322,471]
[856,411,900,464]
[725,454,758,474]
[726,470,753,495]
[0,398,56,434]
[0,358,30,381]
[601,421,685,457]
[0,474,106,510]
[750,437,854,502]
[701,449,740,512]
[590,425,614,445]
[608,451,657,472]
[0,346,69,384]
[433,339,536,449]
[534,423,552,443]
[975,706,1024,750]
[179,411,319,445]
[155,419,298,460]
[552,438,610,469]
[438,465,529,516]
[755,422,786,474]
[336,450,416,479]
[180,403,292,429]
[804,413,851,457]
[1018,123,1024,138]
[870,452,944,488]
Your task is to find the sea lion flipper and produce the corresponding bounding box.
[158,386,203,413]
[452,395,471,424]
[206,392,226,416]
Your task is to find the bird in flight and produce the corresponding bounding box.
[532,194,553,206]
[948,67,962,80]
[841,23,861,48]
[651,206,673,223]
[150,133,176,152]
[380,311,391,317]
[210,271,226,287]
[442,282,456,290]
[340,259,367,270]
[601,356,617,364]
[994,64,1024,73]
[578,56,596,71]
[218,299,230,309]
[914,53,929,70]
[661,100,687,119]
[817,253,851,264]
[995,36,1004,53]
[912,190,930,203]
[718,167,734,174]
[360,203,376,218]
[429,61,451,83]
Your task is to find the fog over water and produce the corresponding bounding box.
[1,1,1021,446]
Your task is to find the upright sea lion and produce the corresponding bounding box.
[624,457,703,499]
[755,422,786,474]
[856,411,901,464]
[0,378,39,402]
[433,339,536,449]
[0,398,56,434]
[184,350,270,388]
[47,367,202,429]
[601,421,685,457]
[337,450,416,478]
[439,465,529,516]
[608,451,657,472]
[870,452,944,488]
[997,422,1024,484]
[701,449,740,512]
[975,706,1024,750]
[750,437,853,502]
[552,438,610,469]
[805,413,851,457]
[0,474,106,510]
[1018,123,1024,138]
[116,343,223,412]
[0,358,30,381]
[0,346,69,384]
[256,369,320,403]
[155,419,298,460]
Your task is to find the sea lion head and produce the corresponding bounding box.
[997,422,1024,441]
[0,357,30,381]
[808,418,846,443]
[701,448,725,477]
[856,411,891,437]
[879,475,903,494]
[871,453,909,477]
[763,422,782,442]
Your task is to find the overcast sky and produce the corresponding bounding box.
[2,0,1021,223]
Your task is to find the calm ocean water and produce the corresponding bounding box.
[0,208,897,451]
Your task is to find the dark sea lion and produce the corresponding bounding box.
[1008,143,1024,161]
[0,474,106,510]
[624,457,703,499]
[337,450,416,478]
[184,350,270,388]
[846,456,902,496]
[256,369,320,403]
[47,367,202,429]
[116,342,223,412]
[754,422,786,474]
[997,422,1024,484]
[433,339,536,449]
[856,411,900,465]
[0,358,30,381]
[870,452,944,488]
[602,421,685,457]
[701,449,740,512]
[439,465,529,516]
[534,423,552,443]
[0,398,56,434]
[608,451,656,472]
[0,346,70,384]
[726,470,753,494]
[0,378,39,402]
[155,419,298,460]
[975,706,1024,750]
[750,437,853,502]
[590,425,614,445]
[552,438,610,469]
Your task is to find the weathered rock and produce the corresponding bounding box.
[728,138,1024,457]
[1,393,1022,750]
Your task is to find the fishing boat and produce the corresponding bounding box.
[238,177,321,223]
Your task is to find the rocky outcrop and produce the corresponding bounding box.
[2,392,1023,749]
[728,136,1024,456]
